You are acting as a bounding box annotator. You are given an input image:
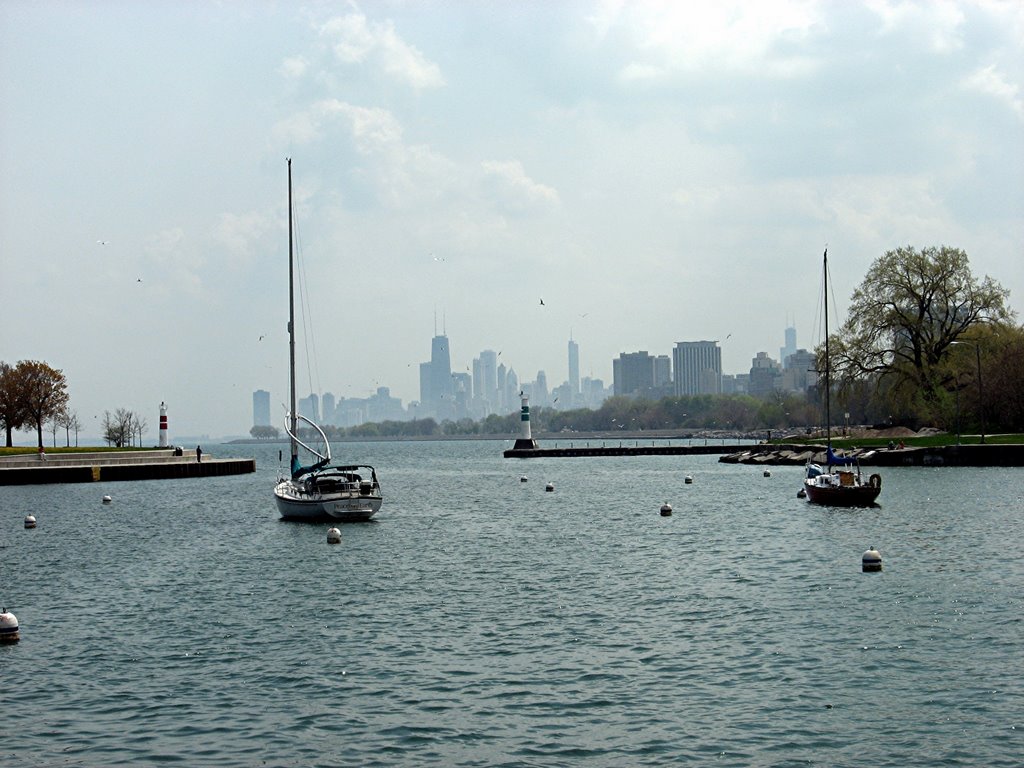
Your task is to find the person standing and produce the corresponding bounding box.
[196,445,203,463]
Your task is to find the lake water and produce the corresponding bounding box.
[2,440,1021,766]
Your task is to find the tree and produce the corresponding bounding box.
[0,361,29,447]
[58,410,82,447]
[829,246,1013,420]
[250,425,281,439]
[17,360,70,450]
[102,408,135,448]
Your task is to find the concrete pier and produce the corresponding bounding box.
[0,449,255,485]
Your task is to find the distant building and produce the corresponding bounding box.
[568,339,580,400]
[673,341,722,395]
[781,348,817,393]
[780,325,797,367]
[321,392,336,425]
[298,393,320,422]
[420,333,454,419]
[748,352,782,398]
[613,351,656,397]
[252,389,270,427]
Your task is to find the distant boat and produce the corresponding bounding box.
[273,159,383,522]
[803,248,882,507]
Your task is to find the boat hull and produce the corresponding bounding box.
[803,475,881,507]
[274,481,381,522]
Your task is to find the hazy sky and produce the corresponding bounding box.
[2,1,1021,439]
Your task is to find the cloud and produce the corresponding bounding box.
[215,211,274,267]
[962,64,1024,120]
[280,56,308,79]
[591,0,823,78]
[272,99,402,150]
[480,161,560,214]
[317,12,444,89]
[865,0,965,53]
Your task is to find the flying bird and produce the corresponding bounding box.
[136,278,143,283]
[539,298,545,306]
[97,240,108,245]
[259,335,265,341]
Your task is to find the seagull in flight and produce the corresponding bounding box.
[539,298,545,306]
[97,240,108,245]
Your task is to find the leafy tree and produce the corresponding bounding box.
[17,360,70,450]
[250,425,281,439]
[0,361,29,447]
[828,246,1013,421]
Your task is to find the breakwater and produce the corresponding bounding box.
[0,448,255,485]
[504,443,741,458]
[503,440,1024,466]
[718,442,1024,467]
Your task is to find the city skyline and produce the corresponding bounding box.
[3,3,1020,438]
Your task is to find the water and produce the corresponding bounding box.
[2,441,1021,766]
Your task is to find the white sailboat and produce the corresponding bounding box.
[273,159,383,522]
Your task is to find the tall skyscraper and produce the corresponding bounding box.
[420,333,454,417]
[252,390,271,427]
[673,341,722,395]
[568,339,580,398]
[780,324,797,366]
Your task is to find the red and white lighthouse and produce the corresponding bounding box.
[159,401,169,448]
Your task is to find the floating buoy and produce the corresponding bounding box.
[0,608,19,643]
[24,515,36,529]
[327,527,342,544]
[684,475,693,484]
[862,547,882,572]
[545,482,554,492]
[102,495,112,504]
[763,469,771,477]
[660,502,672,517]
[797,487,807,498]
[519,476,528,483]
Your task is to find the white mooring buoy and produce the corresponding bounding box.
[0,608,19,643]
[327,527,342,544]
[545,482,554,492]
[520,475,528,483]
[24,515,36,529]
[862,547,882,572]
[763,469,771,477]
[660,502,673,517]
[684,475,693,484]
[102,495,112,504]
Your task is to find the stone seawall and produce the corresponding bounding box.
[0,449,256,485]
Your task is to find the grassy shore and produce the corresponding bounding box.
[0,446,163,457]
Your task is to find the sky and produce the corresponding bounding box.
[1,0,1022,440]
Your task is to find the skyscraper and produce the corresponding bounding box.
[673,341,722,395]
[568,339,580,398]
[420,333,454,417]
[252,390,271,427]
[780,324,797,366]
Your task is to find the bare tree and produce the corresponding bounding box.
[58,409,81,447]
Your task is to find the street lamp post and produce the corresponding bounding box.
[950,340,984,444]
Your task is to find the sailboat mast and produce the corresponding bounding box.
[823,248,831,447]
[287,159,298,466]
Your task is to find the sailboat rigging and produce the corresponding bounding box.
[273,159,383,522]
[803,248,882,506]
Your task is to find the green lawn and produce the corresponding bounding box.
[0,446,162,456]
[793,433,1024,449]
